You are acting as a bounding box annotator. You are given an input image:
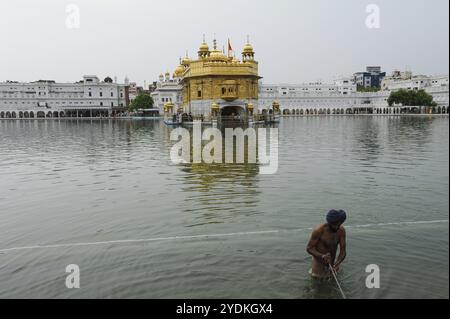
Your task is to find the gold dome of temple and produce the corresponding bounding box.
[243,42,254,53]
[198,37,211,58]
[209,49,228,61]
[181,56,191,65]
[199,42,209,52]
[174,65,184,77]
[206,38,228,61]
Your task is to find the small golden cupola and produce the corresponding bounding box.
[173,58,184,78]
[242,37,255,61]
[174,66,184,78]
[198,35,210,58]
[181,52,191,67]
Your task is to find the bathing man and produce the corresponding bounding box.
[306,210,347,278]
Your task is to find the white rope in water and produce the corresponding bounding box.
[0,219,447,254]
[329,264,347,299]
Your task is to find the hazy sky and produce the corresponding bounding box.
[1,0,448,85]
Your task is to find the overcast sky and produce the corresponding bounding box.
[0,0,448,85]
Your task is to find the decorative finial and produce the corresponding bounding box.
[247,34,250,43]
[203,34,206,43]
[213,37,217,50]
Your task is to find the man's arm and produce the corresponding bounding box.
[307,227,330,264]
[334,227,347,268]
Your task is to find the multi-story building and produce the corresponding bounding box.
[127,79,145,104]
[381,72,449,91]
[354,66,386,89]
[258,73,448,116]
[258,80,372,115]
[258,80,357,111]
[379,73,449,110]
[150,72,183,114]
[0,75,129,118]
[334,78,357,95]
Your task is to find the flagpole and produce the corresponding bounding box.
[227,38,233,58]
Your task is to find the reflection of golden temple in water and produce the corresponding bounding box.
[163,126,262,224]
[162,36,281,126]
[179,162,261,227]
[180,162,259,191]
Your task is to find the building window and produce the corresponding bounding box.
[197,90,202,98]
[100,92,103,97]
[89,92,92,97]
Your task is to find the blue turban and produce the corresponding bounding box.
[326,209,347,224]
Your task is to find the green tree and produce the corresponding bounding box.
[129,93,154,111]
[387,89,435,107]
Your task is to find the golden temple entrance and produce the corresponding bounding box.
[219,105,247,125]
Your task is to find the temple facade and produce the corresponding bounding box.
[161,38,279,125]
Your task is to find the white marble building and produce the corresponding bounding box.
[381,73,449,91]
[0,75,129,118]
[150,72,183,115]
[258,79,358,112]
[258,74,449,115]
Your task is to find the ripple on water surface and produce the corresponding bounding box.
[0,117,448,298]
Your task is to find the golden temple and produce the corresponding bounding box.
[163,37,280,125]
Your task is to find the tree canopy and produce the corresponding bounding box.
[387,89,437,107]
[129,93,154,111]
